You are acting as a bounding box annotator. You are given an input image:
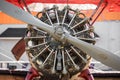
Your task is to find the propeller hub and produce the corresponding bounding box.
[53,23,69,44]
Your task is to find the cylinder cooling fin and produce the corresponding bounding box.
[25,5,98,79]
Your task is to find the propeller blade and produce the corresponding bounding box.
[66,34,120,70]
[0,0,53,34]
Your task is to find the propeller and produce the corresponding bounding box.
[0,0,120,70]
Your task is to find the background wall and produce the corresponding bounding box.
[94,21,120,56]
